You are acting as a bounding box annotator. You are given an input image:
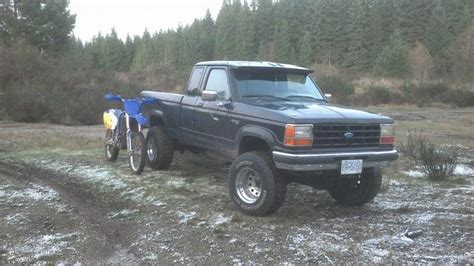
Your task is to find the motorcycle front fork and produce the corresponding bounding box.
[125,113,142,155]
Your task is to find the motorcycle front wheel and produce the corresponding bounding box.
[129,131,146,175]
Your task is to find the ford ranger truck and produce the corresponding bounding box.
[141,61,398,216]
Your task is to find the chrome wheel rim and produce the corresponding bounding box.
[235,167,262,204]
[147,135,157,161]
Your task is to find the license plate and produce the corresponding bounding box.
[341,160,363,175]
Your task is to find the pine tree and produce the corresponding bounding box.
[425,1,450,58]
[347,0,371,71]
[298,31,313,67]
[375,30,410,78]
[0,0,76,52]
[238,1,256,60]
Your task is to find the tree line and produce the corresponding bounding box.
[80,0,474,79]
[0,0,473,124]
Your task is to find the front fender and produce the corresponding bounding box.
[236,125,278,150]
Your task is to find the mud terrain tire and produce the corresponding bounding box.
[228,151,287,216]
[328,168,382,205]
[105,129,119,162]
[146,126,174,170]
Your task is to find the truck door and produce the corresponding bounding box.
[194,68,232,150]
[179,66,205,145]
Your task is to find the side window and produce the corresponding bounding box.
[187,67,204,96]
[204,69,230,101]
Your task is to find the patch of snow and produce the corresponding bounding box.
[454,164,474,176]
[10,184,59,202]
[210,213,231,226]
[177,211,197,224]
[108,209,139,219]
[402,169,426,178]
[166,178,186,188]
[8,232,79,262]
[151,199,167,207]
[5,213,28,225]
[415,212,435,224]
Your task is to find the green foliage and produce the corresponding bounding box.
[400,129,459,181]
[2,0,474,125]
[353,86,403,106]
[418,141,458,180]
[0,0,75,52]
[298,31,313,67]
[315,75,354,104]
[375,30,410,78]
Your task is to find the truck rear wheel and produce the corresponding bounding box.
[327,168,382,206]
[146,126,174,170]
[228,151,287,216]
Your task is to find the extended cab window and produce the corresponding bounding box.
[204,69,230,101]
[187,67,204,96]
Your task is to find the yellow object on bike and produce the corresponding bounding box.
[103,111,117,129]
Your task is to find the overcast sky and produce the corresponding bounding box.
[69,0,223,42]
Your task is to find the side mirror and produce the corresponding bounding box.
[201,90,218,101]
[324,93,332,102]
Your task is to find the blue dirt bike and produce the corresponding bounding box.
[103,93,155,174]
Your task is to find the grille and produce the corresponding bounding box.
[313,124,381,148]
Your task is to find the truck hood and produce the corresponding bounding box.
[248,101,393,124]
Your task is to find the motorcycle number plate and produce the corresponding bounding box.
[340,160,363,175]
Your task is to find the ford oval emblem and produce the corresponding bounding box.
[344,132,354,138]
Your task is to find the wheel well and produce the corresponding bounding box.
[239,136,270,155]
[149,115,164,127]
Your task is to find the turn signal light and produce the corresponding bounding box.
[380,124,395,145]
[284,124,313,147]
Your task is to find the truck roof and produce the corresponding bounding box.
[195,61,313,72]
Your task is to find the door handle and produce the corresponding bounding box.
[197,103,204,107]
[217,102,224,107]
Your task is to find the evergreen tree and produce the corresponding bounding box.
[0,0,76,52]
[425,1,450,58]
[375,30,410,78]
[347,0,371,71]
[298,31,313,67]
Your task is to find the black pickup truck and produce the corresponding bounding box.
[141,61,398,216]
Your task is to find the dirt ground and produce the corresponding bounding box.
[0,106,473,263]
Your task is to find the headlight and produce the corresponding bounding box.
[380,124,395,144]
[284,124,313,147]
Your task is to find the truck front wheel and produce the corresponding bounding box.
[146,126,174,170]
[327,168,382,206]
[228,151,287,216]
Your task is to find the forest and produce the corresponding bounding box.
[1,0,473,124]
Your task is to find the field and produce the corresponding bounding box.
[0,106,473,263]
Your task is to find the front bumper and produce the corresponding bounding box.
[273,149,398,171]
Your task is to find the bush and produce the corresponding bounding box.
[441,89,474,107]
[353,86,403,106]
[418,141,458,180]
[315,75,354,104]
[401,129,459,180]
[398,129,425,158]
[401,82,450,106]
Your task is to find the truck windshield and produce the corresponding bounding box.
[231,68,325,101]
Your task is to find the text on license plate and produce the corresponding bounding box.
[340,159,363,175]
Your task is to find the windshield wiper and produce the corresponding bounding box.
[285,95,326,101]
[242,95,289,101]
